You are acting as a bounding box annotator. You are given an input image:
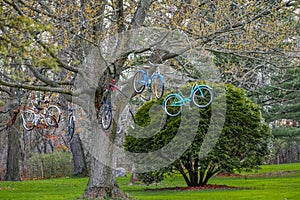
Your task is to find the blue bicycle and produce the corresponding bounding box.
[162,82,214,116]
[132,64,165,99]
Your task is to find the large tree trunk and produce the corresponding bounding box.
[82,158,129,199]
[80,113,130,199]
[70,133,88,177]
[5,103,21,181]
[74,47,131,199]
[76,0,155,195]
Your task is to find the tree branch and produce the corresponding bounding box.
[116,0,125,33]
[0,79,71,95]
[17,0,58,19]
[35,39,78,73]
[3,0,24,16]
[130,0,153,29]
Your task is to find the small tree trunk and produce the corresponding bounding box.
[200,169,218,186]
[5,107,21,181]
[70,133,88,176]
[129,164,136,185]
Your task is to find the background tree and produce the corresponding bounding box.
[259,65,300,123]
[4,90,21,181]
[268,128,300,164]
[255,65,300,164]
[125,84,271,186]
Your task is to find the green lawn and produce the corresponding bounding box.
[1,163,300,200]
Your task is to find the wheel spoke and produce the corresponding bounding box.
[163,95,182,116]
[192,87,214,108]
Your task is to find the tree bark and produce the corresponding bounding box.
[74,47,131,199]
[82,158,130,199]
[5,103,21,181]
[130,0,153,29]
[70,133,88,177]
[77,0,155,197]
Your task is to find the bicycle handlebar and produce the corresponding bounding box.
[106,82,129,98]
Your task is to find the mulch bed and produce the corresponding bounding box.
[145,184,239,191]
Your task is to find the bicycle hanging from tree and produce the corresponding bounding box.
[162,81,214,117]
[20,92,62,131]
[117,98,138,134]
[132,61,165,100]
[67,103,76,142]
[98,80,136,131]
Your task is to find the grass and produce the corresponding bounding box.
[0,177,87,200]
[0,163,300,200]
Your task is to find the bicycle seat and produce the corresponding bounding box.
[143,65,151,69]
[43,100,50,104]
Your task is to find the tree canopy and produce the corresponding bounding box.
[1,0,299,94]
[125,83,271,186]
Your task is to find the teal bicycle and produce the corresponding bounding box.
[162,82,214,116]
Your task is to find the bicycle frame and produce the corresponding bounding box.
[99,80,136,130]
[151,71,165,87]
[21,109,50,130]
[32,112,46,127]
[100,93,112,111]
[117,104,136,133]
[67,107,76,141]
[26,99,62,122]
[163,83,213,107]
[135,69,151,88]
[138,70,164,88]
[69,108,75,120]
[68,108,76,127]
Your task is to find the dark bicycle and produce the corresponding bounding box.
[67,107,75,142]
[98,95,113,130]
[98,80,135,131]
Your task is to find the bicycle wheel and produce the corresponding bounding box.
[22,110,35,131]
[117,106,126,134]
[46,105,61,126]
[192,86,214,108]
[128,109,136,129]
[117,125,124,134]
[141,88,152,101]
[152,75,164,99]
[101,104,112,130]
[46,115,58,128]
[163,94,183,117]
[117,105,135,134]
[133,71,146,94]
[68,115,75,141]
